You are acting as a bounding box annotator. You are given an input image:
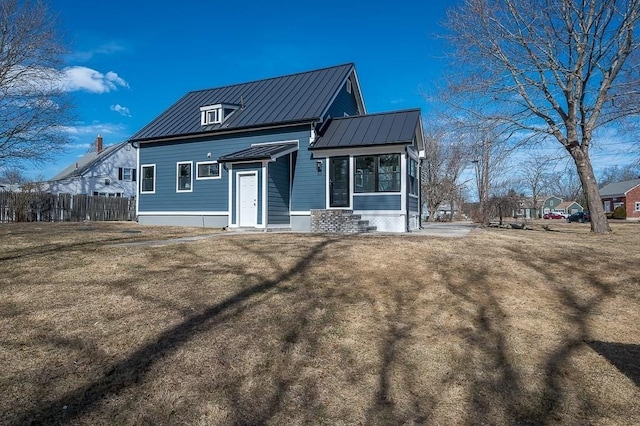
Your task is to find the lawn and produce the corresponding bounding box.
[0,221,638,425]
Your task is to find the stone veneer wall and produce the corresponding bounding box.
[310,209,374,233]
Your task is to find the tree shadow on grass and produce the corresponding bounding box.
[586,341,640,388]
[14,236,342,425]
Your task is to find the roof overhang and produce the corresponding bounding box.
[218,141,298,163]
[130,120,317,145]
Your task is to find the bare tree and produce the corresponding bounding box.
[0,0,72,168]
[598,164,640,187]
[0,167,28,184]
[546,163,586,206]
[489,187,520,225]
[421,124,469,222]
[518,154,554,217]
[443,0,640,233]
[467,124,513,225]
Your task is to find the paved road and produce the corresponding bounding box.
[412,221,477,238]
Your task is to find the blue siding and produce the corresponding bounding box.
[231,163,262,225]
[291,134,326,211]
[324,83,360,119]
[138,126,309,213]
[409,195,419,212]
[268,155,290,225]
[354,194,401,210]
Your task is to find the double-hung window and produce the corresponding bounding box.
[177,162,193,192]
[119,167,137,181]
[140,165,155,194]
[354,154,400,193]
[408,158,418,196]
[635,201,640,212]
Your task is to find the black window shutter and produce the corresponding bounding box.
[118,167,123,180]
[132,169,137,181]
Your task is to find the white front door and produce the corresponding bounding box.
[238,173,258,227]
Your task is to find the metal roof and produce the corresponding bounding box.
[130,63,355,142]
[50,141,129,181]
[310,109,422,150]
[599,178,640,198]
[218,142,298,163]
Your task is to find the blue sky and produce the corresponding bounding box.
[37,0,638,182]
[38,0,451,179]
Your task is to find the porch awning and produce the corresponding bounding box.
[218,142,298,163]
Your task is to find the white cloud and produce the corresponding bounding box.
[59,122,127,139]
[110,104,131,117]
[59,66,129,93]
[69,42,127,62]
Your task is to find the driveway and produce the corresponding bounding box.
[412,221,477,238]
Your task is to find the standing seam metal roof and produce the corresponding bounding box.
[130,64,355,142]
[218,142,298,162]
[310,109,421,150]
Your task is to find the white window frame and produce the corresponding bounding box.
[346,78,352,94]
[635,201,640,212]
[200,105,222,125]
[196,161,221,180]
[140,164,156,194]
[176,161,193,193]
[123,168,132,181]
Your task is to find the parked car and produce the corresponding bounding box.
[543,212,565,219]
[567,211,590,223]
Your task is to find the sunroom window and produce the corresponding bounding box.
[354,154,400,193]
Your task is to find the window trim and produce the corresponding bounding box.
[346,78,352,94]
[196,161,221,180]
[635,201,640,212]
[354,154,401,194]
[176,161,193,193]
[140,164,156,194]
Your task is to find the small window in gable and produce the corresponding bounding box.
[346,78,352,94]
[200,103,239,126]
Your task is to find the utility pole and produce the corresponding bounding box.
[472,135,491,226]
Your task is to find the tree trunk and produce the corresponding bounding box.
[571,148,611,233]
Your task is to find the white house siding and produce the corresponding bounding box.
[44,145,137,198]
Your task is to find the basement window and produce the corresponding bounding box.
[200,103,240,126]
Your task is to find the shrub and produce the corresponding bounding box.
[612,205,626,220]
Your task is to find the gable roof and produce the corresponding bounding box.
[310,109,422,150]
[600,178,640,198]
[556,201,581,210]
[50,141,129,181]
[130,63,361,142]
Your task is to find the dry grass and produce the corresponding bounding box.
[0,221,639,425]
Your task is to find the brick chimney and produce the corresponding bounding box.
[96,134,103,153]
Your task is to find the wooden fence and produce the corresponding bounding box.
[0,191,136,223]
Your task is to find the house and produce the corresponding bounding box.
[600,178,640,220]
[129,63,424,232]
[555,201,583,215]
[0,183,22,192]
[539,196,563,217]
[43,136,137,198]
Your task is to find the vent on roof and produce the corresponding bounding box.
[200,103,240,126]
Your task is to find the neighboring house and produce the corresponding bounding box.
[600,178,640,220]
[0,183,21,192]
[539,196,563,217]
[130,63,424,232]
[513,197,537,219]
[556,201,583,215]
[43,136,138,198]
